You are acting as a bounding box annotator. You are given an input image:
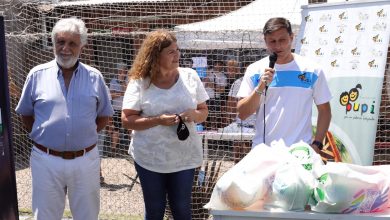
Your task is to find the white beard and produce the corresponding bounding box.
[55,54,79,69]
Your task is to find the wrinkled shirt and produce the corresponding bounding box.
[16,60,114,151]
[122,67,209,173]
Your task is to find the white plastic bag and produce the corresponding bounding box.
[289,141,324,172]
[263,142,319,211]
[311,162,390,213]
[204,142,291,210]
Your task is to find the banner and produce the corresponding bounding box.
[295,1,390,165]
[192,56,207,78]
[0,16,19,219]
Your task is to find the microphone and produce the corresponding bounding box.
[265,52,278,92]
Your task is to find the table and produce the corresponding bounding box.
[198,131,255,159]
[211,208,390,220]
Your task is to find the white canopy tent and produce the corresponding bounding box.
[174,0,308,50]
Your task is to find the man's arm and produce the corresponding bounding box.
[237,78,268,120]
[237,89,263,120]
[237,68,274,120]
[312,102,332,152]
[20,115,34,133]
[96,116,110,132]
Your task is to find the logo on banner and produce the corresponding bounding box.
[376,9,387,18]
[339,84,375,117]
[351,47,361,56]
[331,48,344,56]
[315,48,324,56]
[368,59,379,69]
[304,15,313,22]
[335,36,344,44]
[300,37,309,44]
[320,14,332,22]
[355,23,365,31]
[330,59,340,68]
[319,25,328,33]
[372,34,383,43]
[338,11,348,20]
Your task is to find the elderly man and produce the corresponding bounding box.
[16,17,113,220]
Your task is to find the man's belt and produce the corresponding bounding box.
[33,142,96,160]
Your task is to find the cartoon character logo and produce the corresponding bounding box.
[339,84,375,115]
[377,9,386,18]
[335,36,343,43]
[355,23,365,31]
[315,48,323,56]
[339,12,348,20]
[349,84,361,102]
[372,34,382,43]
[351,47,360,56]
[319,25,328,32]
[368,59,378,68]
[298,72,311,84]
[301,37,308,44]
[331,60,339,67]
[305,15,313,22]
[340,84,362,110]
[340,91,349,106]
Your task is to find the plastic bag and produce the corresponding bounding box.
[311,162,390,213]
[263,142,319,211]
[204,142,291,210]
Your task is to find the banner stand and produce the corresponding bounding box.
[0,16,19,220]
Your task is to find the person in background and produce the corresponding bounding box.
[15,17,113,220]
[225,59,242,124]
[109,62,130,157]
[237,17,332,153]
[203,60,227,130]
[121,29,209,220]
[224,61,256,163]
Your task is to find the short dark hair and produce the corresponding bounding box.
[263,17,293,36]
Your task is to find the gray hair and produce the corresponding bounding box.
[51,17,88,46]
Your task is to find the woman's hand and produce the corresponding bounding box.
[179,109,196,123]
[158,114,179,126]
[179,102,208,124]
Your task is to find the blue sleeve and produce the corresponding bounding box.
[97,75,114,117]
[15,74,34,116]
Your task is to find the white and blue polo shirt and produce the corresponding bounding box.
[237,53,332,147]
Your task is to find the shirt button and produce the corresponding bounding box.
[66,133,70,136]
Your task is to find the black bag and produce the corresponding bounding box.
[176,115,189,141]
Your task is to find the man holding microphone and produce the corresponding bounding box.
[237,17,332,153]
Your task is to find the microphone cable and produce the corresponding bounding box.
[263,53,278,144]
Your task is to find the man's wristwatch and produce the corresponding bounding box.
[312,140,324,150]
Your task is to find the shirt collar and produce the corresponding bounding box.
[56,60,80,77]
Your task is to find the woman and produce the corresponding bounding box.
[121,30,209,220]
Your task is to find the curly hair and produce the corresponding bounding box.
[129,30,177,84]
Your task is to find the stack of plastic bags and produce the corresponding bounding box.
[204,140,390,214]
